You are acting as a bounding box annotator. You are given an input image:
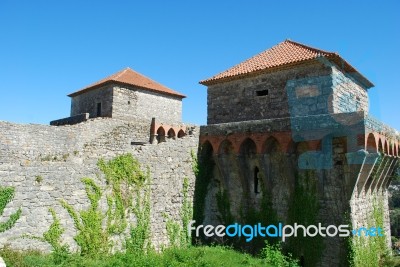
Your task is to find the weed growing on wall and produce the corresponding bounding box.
[0,186,21,233]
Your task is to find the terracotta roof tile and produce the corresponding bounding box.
[200,40,373,88]
[68,67,186,98]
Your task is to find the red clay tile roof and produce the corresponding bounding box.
[68,67,186,98]
[200,40,373,88]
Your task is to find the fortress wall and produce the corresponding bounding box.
[0,118,198,251]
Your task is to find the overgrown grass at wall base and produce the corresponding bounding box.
[0,245,294,267]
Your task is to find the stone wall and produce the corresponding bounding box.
[70,85,113,118]
[331,66,369,114]
[206,61,332,124]
[206,60,371,125]
[112,86,182,123]
[0,118,198,252]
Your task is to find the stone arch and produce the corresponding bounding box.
[262,136,281,154]
[397,143,400,157]
[397,142,400,157]
[378,138,384,154]
[156,126,166,143]
[383,139,389,155]
[366,133,377,153]
[217,139,244,219]
[239,138,257,156]
[199,140,214,158]
[389,142,394,156]
[295,141,310,157]
[177,129,185,138]
[218,139,234,155]
[167,128,176,139]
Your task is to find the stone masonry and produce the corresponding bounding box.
[199,40,399,266]
[0,67,197,252]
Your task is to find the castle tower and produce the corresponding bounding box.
[50,67,188,142]
[198,40,399,266]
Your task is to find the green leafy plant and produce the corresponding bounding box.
[0,186,22,233]
[349,196,390,267]
[261,241,300,267]
[35,175,43,184]
[60,178,108,257]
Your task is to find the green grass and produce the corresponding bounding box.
[0,246,274,267]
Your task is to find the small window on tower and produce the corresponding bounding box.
[256,90,269,96]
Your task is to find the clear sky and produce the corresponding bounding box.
[0,1,399,130]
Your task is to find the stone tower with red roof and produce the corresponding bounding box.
[51,67,185,125]
[197,40,400,266]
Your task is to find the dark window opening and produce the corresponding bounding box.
[96,103,102,117]
[256,90,269,96]
[254,166,260,194]
[128,101,131,105]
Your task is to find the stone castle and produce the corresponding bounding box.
[0,40,399,266]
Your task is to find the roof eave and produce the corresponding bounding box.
[200,57,374,89]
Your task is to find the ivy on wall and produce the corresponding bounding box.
[31,154,152,259]
[286,170,323,267]
[191,149,214,228]
[349,196,389,267]
[0,186,21,233]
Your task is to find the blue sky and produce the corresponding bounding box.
[0,1,399,130]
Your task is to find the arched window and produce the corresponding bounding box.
[168,128,176,139]
[178,129,185,138]
[157,127,166,143]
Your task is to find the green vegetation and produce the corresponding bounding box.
[60,178,109,257]
[349,196,390,267]
[0,245,282,267]
[0,186,21,233]
[286,170,323,267]
[261,241,299,267]
[31,154,152,259]
[34,175,43,183]
[191,148,213,231]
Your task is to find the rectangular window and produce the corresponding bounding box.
[256,89,269,96]
[96,103,102,117]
